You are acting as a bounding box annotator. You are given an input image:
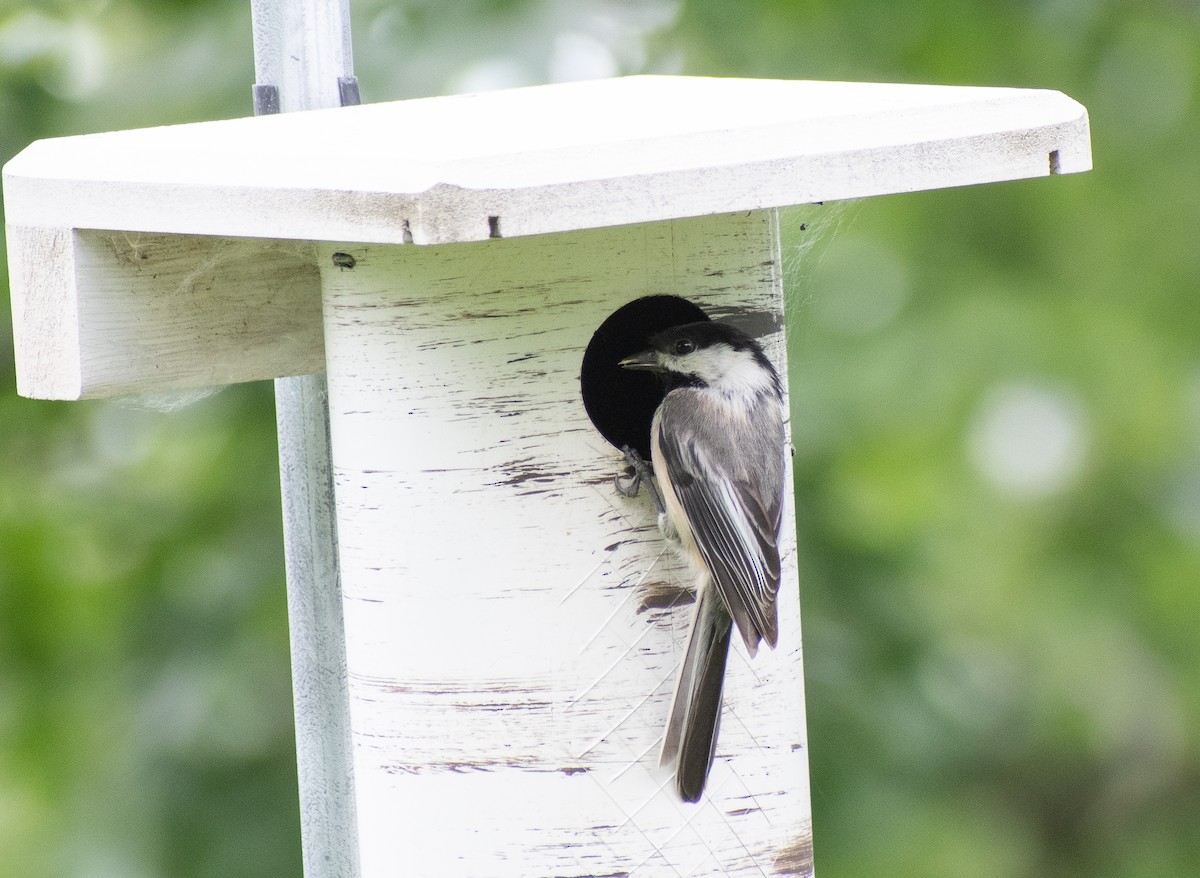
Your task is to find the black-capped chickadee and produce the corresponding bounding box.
[619,320,786,802]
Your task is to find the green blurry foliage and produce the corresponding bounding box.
[1,1,1198,877]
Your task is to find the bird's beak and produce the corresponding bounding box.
[618,350,661,371]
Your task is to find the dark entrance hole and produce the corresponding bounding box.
[580,295,710,460]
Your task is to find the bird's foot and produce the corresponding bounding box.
[615,445,666,515]
[614,445,645,497]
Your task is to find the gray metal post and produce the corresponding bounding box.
[249,2,359,876]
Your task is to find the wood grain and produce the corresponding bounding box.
[6,228,323,399]
[319,211,812,876]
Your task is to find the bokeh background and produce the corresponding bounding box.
[2,1,1198,876]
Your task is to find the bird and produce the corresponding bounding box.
[619,320,787,802]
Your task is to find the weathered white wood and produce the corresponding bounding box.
[6,225,81,400]
[250,4,360,878]
[319,210,812,876]
[4,76,1091,400]
[3,77,1091,247]
[4,227,322,399]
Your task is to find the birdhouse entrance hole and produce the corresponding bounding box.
[580,294,709,459]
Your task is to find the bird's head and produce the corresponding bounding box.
[619,321,780,397]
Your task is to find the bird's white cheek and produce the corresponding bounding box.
[711,353,777,398]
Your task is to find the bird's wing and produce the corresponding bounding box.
[655,400,781,654]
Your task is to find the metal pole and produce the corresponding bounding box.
[249,2,359,876]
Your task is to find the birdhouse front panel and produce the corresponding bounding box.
[317,210,812,876]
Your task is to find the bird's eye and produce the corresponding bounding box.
[674,338,696,356]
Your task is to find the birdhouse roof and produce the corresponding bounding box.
[3,75,1089,246]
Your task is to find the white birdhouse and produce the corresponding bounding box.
[2,75,1090,876]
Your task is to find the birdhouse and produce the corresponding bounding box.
[3,75,1090,876]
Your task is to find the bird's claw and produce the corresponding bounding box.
[615,445,666,515]
[614,444,645,497]
[614,469,641,498]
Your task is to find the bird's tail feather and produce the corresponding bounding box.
[659,581,733,803]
